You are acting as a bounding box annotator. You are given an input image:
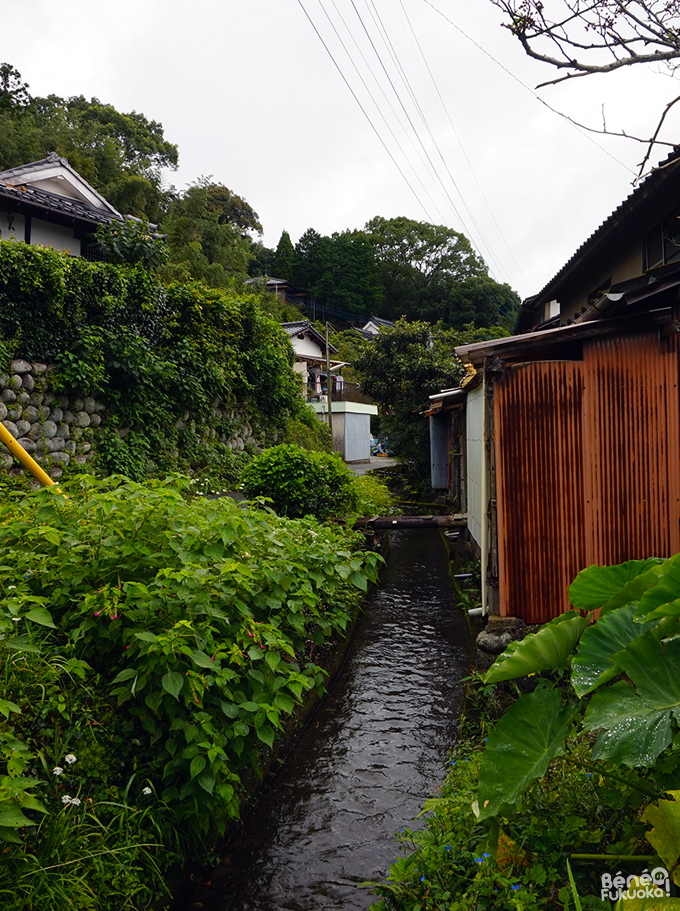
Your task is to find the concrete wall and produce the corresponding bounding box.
[312,400,377,463]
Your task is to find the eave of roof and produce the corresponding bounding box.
[515,149,680,332]
[280,320,339,354]
[457,309,673,363]
[0,181,122,228]
[0,153,122,218]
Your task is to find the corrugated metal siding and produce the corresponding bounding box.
[583,331,680,563]
[495,362,585,622]
[493,328,680,623]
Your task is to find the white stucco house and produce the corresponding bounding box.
[0,153,125,256]
[281,319,377,463]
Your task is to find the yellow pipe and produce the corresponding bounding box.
[0,422,55,488]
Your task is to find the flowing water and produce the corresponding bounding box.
[182,528,470,911]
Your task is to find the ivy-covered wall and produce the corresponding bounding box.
[0,240,305,482]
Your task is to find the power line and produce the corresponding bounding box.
[296,0,521,319]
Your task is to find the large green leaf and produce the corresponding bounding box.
[584,634,680,766]
[476,688,578,820]
[161,671,184,700]
[569,559,666,611]
[25,607,56,628]
[0,802,35,828]
[485,612,589,683]
[571,604,657,697]
[643,790,680,885]
[635,559,680,622]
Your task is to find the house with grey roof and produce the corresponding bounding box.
[0,152,125,257]
[281,319,377,463]
[428,149,680,623]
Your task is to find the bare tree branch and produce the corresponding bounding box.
[491,0,680,172]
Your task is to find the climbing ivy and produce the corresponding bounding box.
[0,240,305,480]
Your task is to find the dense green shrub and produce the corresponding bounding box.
[240,444,362,519]
[0,239,306,481]
[283,409,333,453]
[0,475,382,905]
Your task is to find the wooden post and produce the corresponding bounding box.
[325,322,333,446]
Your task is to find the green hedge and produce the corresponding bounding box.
[0,240,305,479]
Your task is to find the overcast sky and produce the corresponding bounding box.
[3,0,678,306]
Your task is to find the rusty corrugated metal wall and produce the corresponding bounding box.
[493,328,680,623]
[494,362,585,622]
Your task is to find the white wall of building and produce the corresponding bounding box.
[30,219,79,256]
[0,212,24,241]
[466,383,485,548]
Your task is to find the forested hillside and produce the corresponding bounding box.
[0,62,520,328]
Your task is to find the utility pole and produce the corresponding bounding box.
[325,321,333,447]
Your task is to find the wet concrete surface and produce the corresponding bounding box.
[182,528,470,911]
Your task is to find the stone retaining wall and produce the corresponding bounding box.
[0,359,103,481]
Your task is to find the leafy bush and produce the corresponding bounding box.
[0,475,382,856]
[353,473,394,515]
[0,239,307,481]
[240,443,362,520]
[283,409,333,453]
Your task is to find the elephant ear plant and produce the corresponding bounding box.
[477,553,680,884]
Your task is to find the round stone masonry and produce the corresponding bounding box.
[2,421,18,438]
[1,389,16,404]
[9,375,22,390]
[10,360,31,375]
[50,407,64,423]
[0,403,6,421]
[15,420,31,437]
[22,374,35,393]
[42,420,58,439]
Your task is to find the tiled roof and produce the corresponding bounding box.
[0,180,121,227]
[280,320,338,353]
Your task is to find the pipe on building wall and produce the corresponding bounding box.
[0,423,55,488]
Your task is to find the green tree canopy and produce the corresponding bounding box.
[290,227,384,315]
[160,179,261,287]
[0,65,178,223]
[272,229,295,280]
[354,318,509,477]
[364,216,519,329]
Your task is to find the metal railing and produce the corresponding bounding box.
[306,382,373,406]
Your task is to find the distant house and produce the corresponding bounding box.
[354,315,396,340]
[281,319,377,463]
[429,149,680,623]
[0,153,125,257]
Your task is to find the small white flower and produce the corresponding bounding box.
[131,738,141,747]
[64,754,77,765]
[69,797,81,807]
[53,766,64,776]
[142,786,152,795]
[11,617,20,622]
[61,795,72,804]
[8,585,16,590]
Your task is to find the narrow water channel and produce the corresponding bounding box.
[185,528,470,911]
